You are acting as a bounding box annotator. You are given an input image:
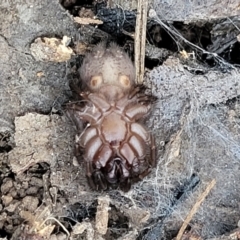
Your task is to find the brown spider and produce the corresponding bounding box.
[67,42,156,191]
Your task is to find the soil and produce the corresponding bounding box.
[0,0,240,239]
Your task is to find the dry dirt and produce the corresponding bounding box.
[0,0,240,240]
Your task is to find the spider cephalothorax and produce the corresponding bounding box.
[67,42,156,191]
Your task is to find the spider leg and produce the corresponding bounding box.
[67,104,86,112]
[128,85,141,99]
[65,107,83,131]
[128,85,153,101]
[74,141,82,162]
[80,92,111,112]
[86,162,96,190]
[125,104,151,120]
[92,170,108,190]
[86,162,108,190]
[120,178,131,192]
[67,102,101,124]
[137,95,152,103]
[134,134,156,181]
[150,134,156,167]
[137,168,152,180]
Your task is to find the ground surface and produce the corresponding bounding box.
[0,0,240,239]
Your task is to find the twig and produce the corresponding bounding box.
[176,179,216,240]
[42,216,70,237]
[134,0,148,84]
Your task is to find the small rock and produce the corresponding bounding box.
[1,195,13,206]
[50,233,68,240]
[9,189,18,198]
[22,196,39,212]
[0,212,7,221]
[5,201,20,212]
[1,178,13,194]
[22,181,29,189]
[30,177,43,187]
[26,186,39,195]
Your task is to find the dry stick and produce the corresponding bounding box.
[176,179,216,240]
[134,0,148,84]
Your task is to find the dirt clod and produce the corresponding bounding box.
[95,196,110,235]
[1,195,13,206]
[30,36,73,62]
[21,196,39,212]
[1,178,13,195]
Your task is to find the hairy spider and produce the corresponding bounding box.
[67,42,156,191]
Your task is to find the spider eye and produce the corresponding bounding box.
[90,75,102,88]
[119,75,130,88]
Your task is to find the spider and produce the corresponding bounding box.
[67,42,156,191]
